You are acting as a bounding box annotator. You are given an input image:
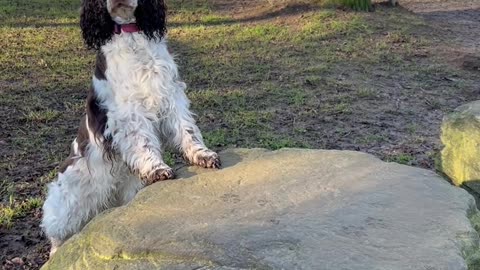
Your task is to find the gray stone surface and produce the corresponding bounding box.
[42,148,479,270]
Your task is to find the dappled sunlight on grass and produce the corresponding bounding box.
[171,11,371,90]
[2,0,480,264]
[0,26,88,83]
[1,0,471,179]
[0,0,78,26]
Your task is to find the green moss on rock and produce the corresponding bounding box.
[441,101,480,194]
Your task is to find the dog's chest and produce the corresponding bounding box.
[102,36,179,115]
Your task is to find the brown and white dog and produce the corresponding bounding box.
[41,0,220,256]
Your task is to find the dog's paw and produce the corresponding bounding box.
[143,166,175,185]
[194,151,221,169]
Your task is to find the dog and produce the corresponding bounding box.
[41,0,220,256]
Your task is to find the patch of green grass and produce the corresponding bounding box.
[303,76,324,87]
[387,153,415,165]
[0,0,78,26]
[425,98,442,110]
[13,130,43,146]
[190,89,247,110]
[291,91,307,106]
[257,132,310,150]
[163,151,176,167]
[203,129,228,148]
[357,87,377,99]
[334,102,353,114]
[235,24,286,43]
[39,169,58,184]
[322,102,353,115]
[406,124,418,135]
[0,197,43,228]
[63,100,86,114]
[430,150,445,175]
[225,111,272,129]
[465,211,480,270]
[0,25,88,86]
[170,10,218,27]
[0,206,16,228]
[467,250,480,270]
[169,0,212,14]
[200,14,231,25]
[22,109,61,123]
[0,180,15,201]
[329,0,372,11]
[385,30,412,44]
[297,12,367,42]
[357,134,386,144]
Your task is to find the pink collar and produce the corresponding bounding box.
[114,23,140,34]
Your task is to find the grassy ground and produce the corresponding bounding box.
[1,0,480,268]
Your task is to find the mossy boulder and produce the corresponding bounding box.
[441,101,480,194]
[43,148,479,270]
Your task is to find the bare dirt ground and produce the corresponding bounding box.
[402,0,480,67]
[1,0,480,269]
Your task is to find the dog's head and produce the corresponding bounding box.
[80,0,167,49]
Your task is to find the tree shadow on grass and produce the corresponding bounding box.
[0,0,79,28]
[2,21,78,28]
[169,2,324,28]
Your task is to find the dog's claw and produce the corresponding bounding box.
[196,152,221,169]
[144,167,175,185]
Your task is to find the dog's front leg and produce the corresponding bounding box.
[167,91,221,168]
[114,118,174,184]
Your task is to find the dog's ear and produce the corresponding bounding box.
[135,0,167,42]
[80,0,115,50]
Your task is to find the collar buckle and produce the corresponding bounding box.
[114,24,122,34]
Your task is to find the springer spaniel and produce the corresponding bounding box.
[41,0,220,255]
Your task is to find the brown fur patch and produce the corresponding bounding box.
[94,51,107,80]
[58,154,76,174]
[58,116,90,173]
[58,85,115,173]
[77,116,90,156]
[86,87,115,160]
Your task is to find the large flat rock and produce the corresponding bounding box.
[42,149,480,270]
